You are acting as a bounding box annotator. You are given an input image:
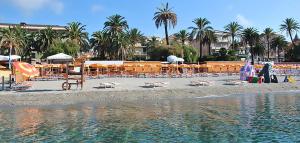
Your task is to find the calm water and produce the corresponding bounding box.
[0,92,300,142]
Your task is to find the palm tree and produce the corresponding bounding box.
[189,18,213,58]
[271,36,288,62]
[104,14,129,60]
[147,36,160,49]
[66,22,89,52]
[90,31,109,59]
[127,28,144,45]
[242,27,259,65]
[126,28,144,59]
[104,14,128,37]
[224,22,243,50]
[153,3,177,45]
[0,26,25,69]
[37,27,57,52]
[262,28,275,60]
[175,30,189,46]
[280,18,300,48]
[204,30,218,55]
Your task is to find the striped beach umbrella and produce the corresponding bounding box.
[13,62,39,77]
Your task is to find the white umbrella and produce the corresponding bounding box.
[167,55,178,63]
[0,55,21,61]
[177,58,185,62]
[47,53,73,60]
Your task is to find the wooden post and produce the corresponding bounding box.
[81,62,84,90]
[9,74,12,89]
[66,64,69,87]
[2,76,4,91]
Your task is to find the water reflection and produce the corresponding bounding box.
[0,92,299,142]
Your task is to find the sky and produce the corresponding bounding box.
[0,0,299,38]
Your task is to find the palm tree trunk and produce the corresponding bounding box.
[267,38,270,60]
[250,45,254,65]
[8,44,13,70]
[289,31,296,48]
[208,42,211,55]
[232,35,235,50]
[164,23,169,45]
[277,46,280,62]
[199,40,202,59]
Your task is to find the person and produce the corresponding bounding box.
[271,75,278,83]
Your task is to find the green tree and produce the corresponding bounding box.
[224,22,243,50]
[174,30,190,57]
[37,27,57,52]
[175,30,190,46]
[262,28,275,60]
[0,26,25,69]
[104,14,129,60]
[189,18,213,59]
[90,31,109,59]
[271,35,288,62]
[183,46,198,63]
[44,40,80,58]
[126,28,144,60]
[65,22,89,52]
[242,27,259,65]
[253,43,265,58]
[153,3,177,45]
[280,18,300,49]
[204,30,218,55]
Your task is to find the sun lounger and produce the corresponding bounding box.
[224,80,247,86]
[99,82,119,89]
[190,80,212,86]
[144,81,169,88]
[11,82,32,91]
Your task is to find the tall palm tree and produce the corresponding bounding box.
[66,22,89,52]
[262,28,275,60]
[104,14,129,60]
[175,30,189,46]
[280,18,300,48]
[242,27,259,65]
[224,22,243,50]
[0,26,25,69]
[104,14,128,37]
[153,3,177,45]
[189,18,213,58]
[204,30,218,55]
[37,27,57,52]
[271,35,288,62]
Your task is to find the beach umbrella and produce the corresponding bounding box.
[13,62,39,77]
[167,55,178,63]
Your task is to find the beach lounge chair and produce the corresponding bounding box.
[224,80,247,86]
[144,81,169,88]
[11,82,32,91]
[99,82,120,89]
[190,80,212,86]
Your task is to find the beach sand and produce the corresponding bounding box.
[0,75,299,106]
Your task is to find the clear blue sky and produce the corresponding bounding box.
[0,0,299,38]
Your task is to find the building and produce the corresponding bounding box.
[190,30,232,56]
[0,22,67,31]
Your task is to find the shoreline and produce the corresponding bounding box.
[0,82,299,107]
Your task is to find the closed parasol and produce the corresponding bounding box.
[13,62,39,77]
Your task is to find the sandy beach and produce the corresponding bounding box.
[0,75,298,107]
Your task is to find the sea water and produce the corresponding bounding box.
[0,92,299,142]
